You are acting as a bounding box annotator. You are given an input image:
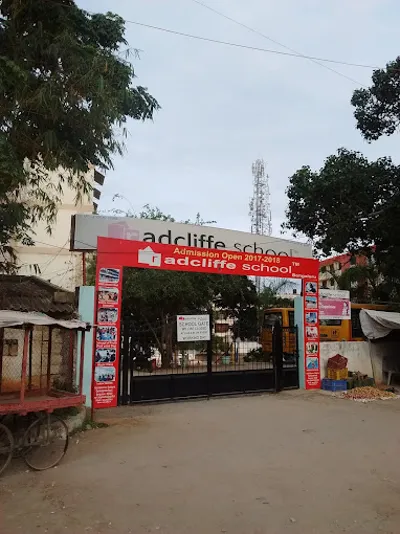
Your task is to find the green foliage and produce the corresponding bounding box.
[351,57,400,141]
[244,347,268,363]
[259,280,295,309]
[334,264,394,303]
[284,148,400,301]
[0,0,159,272]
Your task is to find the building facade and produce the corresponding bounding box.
[14,168,104,291]
[319,252,369,290]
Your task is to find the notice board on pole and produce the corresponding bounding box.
[177,315,210,342]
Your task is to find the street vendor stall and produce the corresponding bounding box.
[0,311,90,474]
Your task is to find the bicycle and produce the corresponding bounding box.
[0,412,69,476]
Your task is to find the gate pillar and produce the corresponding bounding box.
[294,296,305,389]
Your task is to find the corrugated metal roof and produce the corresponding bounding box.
[0,275,77,319]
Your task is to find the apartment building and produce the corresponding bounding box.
[319,252,369,290]
[14,168,104,291]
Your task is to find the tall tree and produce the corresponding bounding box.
[351,57,400,141]
[0,0,159,271]
[283,148,400,300]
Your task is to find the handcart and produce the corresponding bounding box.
[0,311,89,474]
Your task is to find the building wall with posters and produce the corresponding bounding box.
[13,168,105,291]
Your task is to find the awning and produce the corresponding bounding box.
[0,310,90,330]
[360,309,400,340]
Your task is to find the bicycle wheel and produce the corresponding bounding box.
[0,422,14,476]
[23,414,69,471]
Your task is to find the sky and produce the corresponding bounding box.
[80,0,400,239]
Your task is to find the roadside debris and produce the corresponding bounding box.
[339,386,399,402]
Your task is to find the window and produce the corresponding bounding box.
[288,311,295,328]
[330,279,335,287]
[3,339,18,357]
[263,312,282,327]
[320,319,342,326]
[215,323,229,334]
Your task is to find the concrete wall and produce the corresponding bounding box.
[369,339,400,385]
[320,341,373,378]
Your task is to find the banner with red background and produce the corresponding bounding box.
[93,238,320,408]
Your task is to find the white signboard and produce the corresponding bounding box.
[177,314,210,342]
[71,214,312,258]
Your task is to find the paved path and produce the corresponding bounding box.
[2,391,400,533]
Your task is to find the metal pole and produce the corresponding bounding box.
[0,327,4,394]
[82,252,87,286]
[69,330,75,389]
[79,331,85,396]
[20,328,30,403]
[46,327,53,393]
[206,310,213,398]
[28,328,33,391]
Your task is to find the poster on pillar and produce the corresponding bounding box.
[93,266,123,408]
[303,281,321,389]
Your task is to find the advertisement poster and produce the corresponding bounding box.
[93,266,123,409]
[319,289,351,320]
[303,280,321,389]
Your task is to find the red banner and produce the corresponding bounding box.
[92,265,123,408]
[93,238,320,408]
[303,282,321,389]
[97,237,319,280]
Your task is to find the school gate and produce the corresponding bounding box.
[93,238,320,408]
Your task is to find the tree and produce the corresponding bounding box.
[259,280,295,309]
[351,57,400,141]
[0,0,159,271]
[283,148,400,300]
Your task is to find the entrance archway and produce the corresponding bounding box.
[93,237,320,408]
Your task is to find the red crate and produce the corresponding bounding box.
[327,354,348,370]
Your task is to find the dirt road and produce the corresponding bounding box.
[2,391,400,533]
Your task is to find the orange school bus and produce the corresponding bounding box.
[261,303,389,353]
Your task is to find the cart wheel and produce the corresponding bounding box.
[0,422,14,476]
[23,414,69,471]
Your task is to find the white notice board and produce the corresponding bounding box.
[177,315,210,342]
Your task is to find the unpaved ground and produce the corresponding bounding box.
[2,391,400,533]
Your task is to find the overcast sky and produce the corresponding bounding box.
[80,0,400,239]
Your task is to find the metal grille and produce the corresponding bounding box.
[0,326,78,398]
[119,315,298,404]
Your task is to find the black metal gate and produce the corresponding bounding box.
[119,317,299,405]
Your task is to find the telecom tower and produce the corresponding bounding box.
[249,159,272,291]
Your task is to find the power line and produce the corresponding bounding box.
[125,20,378,73]
[188,0,367,87]
[45,0,379,73]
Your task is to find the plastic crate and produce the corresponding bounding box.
[327,354,348,370]
[327,368,348,380]
[321,378,348,392]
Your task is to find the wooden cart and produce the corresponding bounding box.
[0,311,90,474]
